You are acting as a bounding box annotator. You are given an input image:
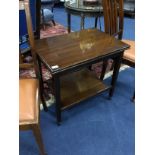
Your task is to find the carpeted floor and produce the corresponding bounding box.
[40,22,68,39]
[19,67,135,155]
[53,7,135,40]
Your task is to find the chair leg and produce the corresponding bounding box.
[32,124,46,155]
[52,19,56,26]
[41,9,46,30]
[39,79,48,111]
[40,87,48,112]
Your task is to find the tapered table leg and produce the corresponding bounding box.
[81,14,85,30]
[95,17,98,28]
[67,13,71,33]
[37,56,48,111]
[53,75,61,125]
[109,52,123,98]
[100,60,108,80]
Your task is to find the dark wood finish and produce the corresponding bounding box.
[19,1,46,155]
[67,13,71,33]
[109,52,123,97]
[60,68,110,110]
[95,17,98,28]
[36,28,129,124]
[37,55,48,111]
[64,2,103,32]
[81,13,85,30]
[53,74,61,125]
[35,29,128,72]
[100,60,108,80]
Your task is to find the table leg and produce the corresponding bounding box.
[37,56,48,112]
[53,75,61,125]
[81,14,85,30]
[95,17,98,28]
[100,60,108,80]
[67,13,71,33]
[41,9,45,30]
[109,52,123,98]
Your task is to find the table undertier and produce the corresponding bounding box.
[60,68,111,110]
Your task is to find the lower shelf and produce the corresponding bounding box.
[60,68,110,110]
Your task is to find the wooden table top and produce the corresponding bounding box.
[35,29,129,73]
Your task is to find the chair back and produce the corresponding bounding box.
[19,0,37,37]
[102,0,124,40]
[19,0,38,77]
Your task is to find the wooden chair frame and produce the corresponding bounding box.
[101,0,135,101]
[19,1,47,154]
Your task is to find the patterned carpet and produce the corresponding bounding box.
[40,22,68,39]
[20,22,68,79]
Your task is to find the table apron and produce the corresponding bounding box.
[50,50,124,76]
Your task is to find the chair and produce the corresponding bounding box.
[101,0,135,100]
[19,0,48,110]
[41,0,56,30]
[19,0,40,53]
[19,1,47,154]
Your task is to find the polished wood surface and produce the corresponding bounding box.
[60,68,110,110]
[35,29,129,73]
